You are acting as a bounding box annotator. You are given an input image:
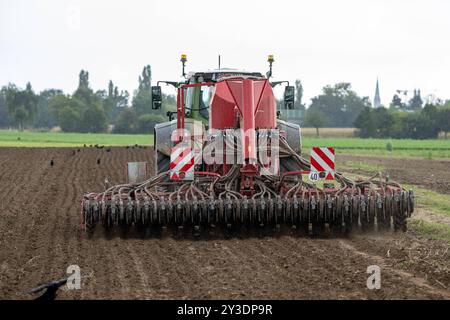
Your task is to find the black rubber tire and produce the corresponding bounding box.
[156,150,170,174]
[156,151,173,192]
[394,196,407,232]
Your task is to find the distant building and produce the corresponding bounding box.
[373,78,381,108]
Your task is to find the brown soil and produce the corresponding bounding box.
[0,148,448,299]
[339,155,450,195]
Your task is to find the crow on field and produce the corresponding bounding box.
[106,148,111,152]
[97,158,101,165]
[27,277,68,301]
[50,160,54,167]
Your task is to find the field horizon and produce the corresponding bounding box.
[0,129,449,158]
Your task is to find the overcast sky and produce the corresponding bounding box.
[1,0,449,106]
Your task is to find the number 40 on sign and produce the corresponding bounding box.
[309,147,335,182]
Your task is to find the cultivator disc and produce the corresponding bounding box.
[81,138,414,235]
[82,185,413,234]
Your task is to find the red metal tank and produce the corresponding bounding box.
[209,78,277,162]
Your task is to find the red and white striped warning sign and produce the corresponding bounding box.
[170,144,194,180]
[310,147,335,180]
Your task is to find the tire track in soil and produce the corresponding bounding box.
[0,149,55,298]
[154,238,190,299]
[275,234,446,299]
[257,238,303,297]
[125,241,153,298]
[162,238,211,299]
[104,149,136,298]
[77,149,110,299]
[0,150,39,222]
[96,149,151,298]
[0,154,24,201]
[90,148,156,298]
[220,239,275,299]
[106,236,148,299]
[58,150,89,299]
[284,236,409,299]
[250,236,341,298]
[37,151,80,279]
[103,239,131,298]
[283,236,369,299]
[338,239,450,299]
[83,148,152,299]
[250,237,309,297]
[81,149,127,299]
[0,151,29,247]
[133,239,172,299]
[22,150,80,300]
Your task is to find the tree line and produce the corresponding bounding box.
[0,65,176,134]
[299,82,450,139]
[1,71,449,139]
[355,103,450,139]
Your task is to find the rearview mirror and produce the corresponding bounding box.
[284,86,295,109]
[151,86,162,110]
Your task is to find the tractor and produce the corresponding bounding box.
[81,55,414,235]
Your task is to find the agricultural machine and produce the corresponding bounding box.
[81,55,414,235]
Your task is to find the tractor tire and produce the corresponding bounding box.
[394,193,407,232]
[156,150,170,174]
[156,151,174,192]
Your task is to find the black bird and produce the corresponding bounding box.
[50,160,54,167]
[97,158,101,165]
[27,277,68,301]
[106,148,111,152]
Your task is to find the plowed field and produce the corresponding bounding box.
[0,148,448,299]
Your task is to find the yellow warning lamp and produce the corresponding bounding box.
[267,54,274,78]
[181,54,187,77]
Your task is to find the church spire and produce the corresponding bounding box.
[374,78,381,108]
